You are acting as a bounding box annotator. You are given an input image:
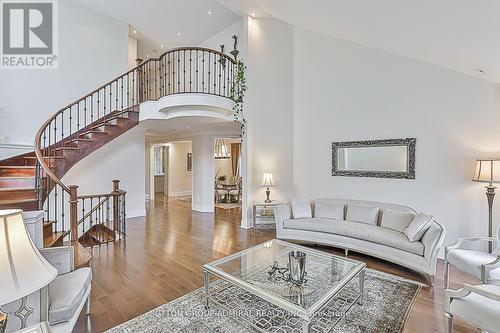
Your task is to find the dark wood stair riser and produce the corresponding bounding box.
[0,189,37,201]
[0,177,35,188]
[0,166,36,177]
[0,199,38,210]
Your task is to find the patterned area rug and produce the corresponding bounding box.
[106,269,421,333]
[215,203,241,210]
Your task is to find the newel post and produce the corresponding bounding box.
[113,180,120,231]
[69,185,78,243]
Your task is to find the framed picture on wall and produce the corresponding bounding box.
[187,153,192,171]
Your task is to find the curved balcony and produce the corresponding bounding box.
[32,46,237,247]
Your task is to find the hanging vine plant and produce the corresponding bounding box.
[230,60,247,133]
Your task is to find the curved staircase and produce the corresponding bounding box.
[0,47,237,267]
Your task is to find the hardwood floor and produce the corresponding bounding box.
[74,196,479,333]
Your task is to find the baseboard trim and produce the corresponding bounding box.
[127,209,146,218]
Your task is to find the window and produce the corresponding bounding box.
[153,146,164,176]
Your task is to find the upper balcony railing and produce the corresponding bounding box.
[33,46,237,245]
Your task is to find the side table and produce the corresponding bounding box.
[253,201,284,229]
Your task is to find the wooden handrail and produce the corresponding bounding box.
[34,46,236,245]
[34,46,236,193]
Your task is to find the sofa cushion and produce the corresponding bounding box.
[283,218,424,256]
[380,209,416,233]
[314,202,344,220]
[405,213,433,241]
[283,218,341,233]
[291,198,312,219]
[346,205,379,225]
[49,267,92,325]
[340,221,424,256]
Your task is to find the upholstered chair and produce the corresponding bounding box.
[39,246,92,333]
[228,177,242,203]
[444,283,500,333]
[444,226,500,288]
[214,181,229,204]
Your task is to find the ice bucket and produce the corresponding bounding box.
[288,251,307,284]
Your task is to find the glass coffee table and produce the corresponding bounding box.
[202,239,366,332]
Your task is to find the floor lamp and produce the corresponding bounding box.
[473,159,500,253]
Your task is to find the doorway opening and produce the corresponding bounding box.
[148,141,192,202]
[214,137,242,211]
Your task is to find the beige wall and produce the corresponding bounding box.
[168,141,192,196]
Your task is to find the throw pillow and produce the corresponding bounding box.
[291,198,312,219]
[381,209,416,233]
[404,213,433,242]
[314,202,344,220]
[346,205,380,225]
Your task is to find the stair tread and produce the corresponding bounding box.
[56,146,80,150]
[43,220,56,226]
[0,198,37,204]
[24,156,64,159]
[0,166,36,169]
[44,231,64,247]
[0,187,35,191]
[0,176,34,179]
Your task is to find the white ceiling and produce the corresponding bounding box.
[141,116,241,138]
[75,0,241,58]
[217,0,500,83]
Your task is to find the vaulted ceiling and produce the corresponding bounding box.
[77,0,500,83]
[217,0,500,83]
[75,0,240,57]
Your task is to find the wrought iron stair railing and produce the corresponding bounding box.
[34,47,237,247]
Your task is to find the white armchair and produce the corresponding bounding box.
[444,225,500,288]
[39,246,92,333]
[444,283,500,333]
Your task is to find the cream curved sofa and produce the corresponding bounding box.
[274,199,446,284]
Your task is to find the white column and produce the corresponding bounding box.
[192,135,215,212]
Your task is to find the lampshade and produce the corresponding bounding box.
[473,159,500,185]
[0,209,57,305]
[261,172,275,186]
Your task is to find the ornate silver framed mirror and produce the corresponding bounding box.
[332,138,416,179]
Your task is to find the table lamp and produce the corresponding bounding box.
[0,209,57,332]
[472,159,500,253]
[261,172,275,203]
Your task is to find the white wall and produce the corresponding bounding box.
[200,20,246,61]
[292,28,500,246]
[167,141,192,196]
[62,127,146,218]
[192,135,215,212]
[128,36,138,69]
[0,0,128,147]
[246,17,294,206]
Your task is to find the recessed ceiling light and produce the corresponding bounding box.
[177,32,181,37]
[186,126,190,129]
[208,10,212,15]
[251,12,256,17]
[476,69,486,74]
[146,54,150,58]
[160,44,164,48]
[133,29,137,34]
